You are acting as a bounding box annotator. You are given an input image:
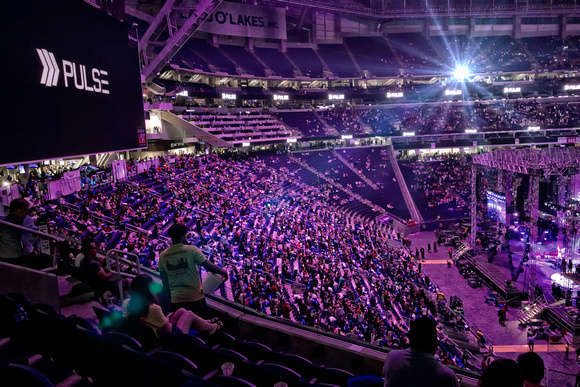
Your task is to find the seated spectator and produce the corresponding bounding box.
[517,352,545,387]
[123,274,221,335]
[382,317,459,387]
[479,358,524,387]
[75,237,94,268]
[79,239,129,299]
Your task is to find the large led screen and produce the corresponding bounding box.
[487,191,507,224]
[0,0,145,165]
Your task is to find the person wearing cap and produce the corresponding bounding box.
[383,317,459,387]
[159,224,228,318]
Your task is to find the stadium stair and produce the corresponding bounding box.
[343,44,363,75]
[451,243,471,260]
[158,111,231,148]
[331,150,379,189]
[282,51,302,77]
[386,146,422,224]
[519,296,548,326]
[312,110,336,136]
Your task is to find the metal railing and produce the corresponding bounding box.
[0,219,64,272]
[105,249,142,304]
[387,145,423,224]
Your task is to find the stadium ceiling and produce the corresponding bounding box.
[267,0,580,18]
[127,0,580,22]
[124,0,580,83]
[472,147,580,176]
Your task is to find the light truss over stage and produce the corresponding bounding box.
[471,147,580,296]
[472,147,580,176]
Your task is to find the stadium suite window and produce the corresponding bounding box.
[522,17,559,24]
[474,18,512,24]
[449,18,469,25]
[384,19,424,25]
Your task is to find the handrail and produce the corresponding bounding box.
[105,249,141,304]
[289,154,405,223]
[58,203,116,227]
[126,223,152,237]
[386,145,423,223]
[81,178,113,191]
[90,212,116,225]
[60,202,81,213]
[332,149,379,189]
[0,219,64,272]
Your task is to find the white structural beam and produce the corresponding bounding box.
[141,0,222,82]
[125,5,155,24]
[139,0,178,52]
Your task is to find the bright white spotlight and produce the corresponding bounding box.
[454,65,469,80]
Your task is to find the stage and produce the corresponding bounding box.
[466,226,579,301]
[408,230,580,377]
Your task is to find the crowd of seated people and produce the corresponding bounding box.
[332,101,580,136]
[319,107,365,135]
[521,36,580,70]
[398,154,471,221]
[10,150,473,371]
[357,108,401,135]
[499,100,580,129]
[210,171,468,366]
[20,155,210,268]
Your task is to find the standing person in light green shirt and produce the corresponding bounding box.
[159,224,228,318]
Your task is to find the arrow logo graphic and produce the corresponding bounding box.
[36,48,60,87]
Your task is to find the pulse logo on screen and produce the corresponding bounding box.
[36,48,109,94]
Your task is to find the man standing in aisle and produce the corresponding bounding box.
[159,224,228,318]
